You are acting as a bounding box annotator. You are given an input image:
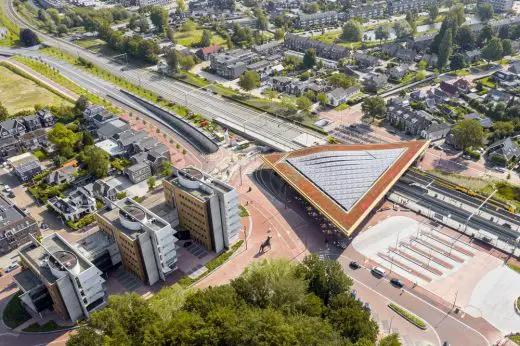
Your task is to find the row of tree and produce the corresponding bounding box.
[67,255,400,346]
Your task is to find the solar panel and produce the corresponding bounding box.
[286,148,404,211]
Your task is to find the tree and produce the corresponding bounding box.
[455,25,475,51]
[478,24,494,46]
[165,48,179,72]
[393,21,412,41]
[450,53,467,70]
[19,28,40,46]
[198,29,212,47]
[416,70,426,81]
[374,25,390,45]
[176,0,187,13]
[502,39,513,56]
[329,73,355,88]
[451,119,484,150]
[482,37,503,61]
[160,160,173,176]
[317,93,329,106]
[166,27,175,44]
[493,121,514,139]
[499,24,511,39]
[274,28,284,40]
[181,20,196,32]
[178,55,195,71]
[361,96,386,123]
[341,20,362,42]
[296,96,312,111]
[74,95,89,113]
[48,123,79,156]
[57,24,68,36]
[437,28,452,70]
[303,48,317,68]
[429,5,439,23]
[477,3,494,22]
[0,102,8,121]
[150,6,169,33]
[256,12,268,32]
[138,16,150,33]
[147,176,156,190]
[80,145,109,178]
[238,71,260,91]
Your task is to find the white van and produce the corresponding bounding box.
[371,266,386,277]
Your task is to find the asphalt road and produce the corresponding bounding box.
[3,0,321,152]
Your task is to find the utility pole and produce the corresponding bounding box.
[452,290,459,310]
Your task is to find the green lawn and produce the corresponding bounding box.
[309,30,385,49]
[174,30,227,48]
[74,38,120,56]
[0,65,71,113]
[0,0,19,47]
[3,293,31,329]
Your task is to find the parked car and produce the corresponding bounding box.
[494,167,507,173]
[462,154,471,160]
[390,278,404,288]
[371,266,386,277]
[5,263,19,273]
[349,261,361,269]
[3,185,11,193]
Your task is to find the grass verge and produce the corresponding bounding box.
[179,240,244,287]
[0,0,20,47]
[3,293,31,329]
[23,320,69,333]
[239,204,249,217]
[388,303,427,329]
[510,334,520,345]
[508,263,520,274]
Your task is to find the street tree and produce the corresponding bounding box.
[19,28,40,46]
[477,3,494,22]
[178,55,195,71]
[341,20,362,42]
[482,37,503,60]
[374,24,390,45]
[429,5,439,23]
[150,6,169,33]
[437,28,452,70]
[451,119,484,150]
[238,71,260,91]
[455,25,475,51]
[147,176,156,190]
[502,39,513,56]
[303,48,317,68]
[361,96,386,123]
[165,48,179,72]
[296,96,312,111]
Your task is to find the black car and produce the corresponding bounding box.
[349,261,361,269]
[390,278,404,288]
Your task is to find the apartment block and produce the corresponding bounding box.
[163,167,240,253]
[210,49,258,79]
[96,197,178,285]
[16,234,107,322]
[478,0,513,12]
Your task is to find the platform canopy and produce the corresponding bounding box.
[262,141,429,235]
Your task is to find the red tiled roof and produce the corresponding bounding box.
[199,44,221,56]
[262,141,429,235]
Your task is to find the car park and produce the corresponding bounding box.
[390,278,404,288]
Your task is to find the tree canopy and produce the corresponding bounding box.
[361,96,386,123]
[303,48,317,68]
[67,256,383,346]
[78,145,110,178]
[20,28,40,47]
[238,71,260,91]
[482,37,503,61]
[451,119,484,150]
[341,20,363,42]
[477,3,494,22]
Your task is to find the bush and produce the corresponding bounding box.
[388,303,426,329]
[33,150,46,161]
[464,150,481,160]
[116,191,127,200]
[491,154,507,166]
[23,320,68,332]
[239,204,249,217]
[66,214,95,231]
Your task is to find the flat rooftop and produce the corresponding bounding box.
[13,269,43,292]
[173,167,234,200]
[263,141,429,235]
[75,230,116,260]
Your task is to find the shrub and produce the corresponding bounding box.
[33,150,46,161]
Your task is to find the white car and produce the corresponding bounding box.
[3,185,11,193]
[5,263,19,273]
[494,167,507,173]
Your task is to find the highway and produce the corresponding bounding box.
[3,0,323,152]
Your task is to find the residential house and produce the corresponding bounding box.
[421,53,438,68]
[0,119,26,139]
[492,70,517,82]
[381,42,400,56]
[0,137,21,160]
[270,76,293,93]
[196,44,222,61]
[477,0,513,12]
[421,122,452,141]
[363,73,387,92]
[440,81,459,97]
[247,60,272,81]
[46,166,77,186]
[253,41,282,56]
[387,0,440,15]
[387,101,449,139]
[464,113,494,128]
[37,109,55,127]
[509,61,520,74]
[453,78,472,94]
[97,119,131,140]
[91,110,116,128]
[47,185,96,222]
[387,65,409,81]
[83,105,105,119]
[284,33,349,61]
[485,88,512,103]
[353,53,382,67]
[347,1,386,19]
[113,130,148,153]
[9,153,42,182]
[487,137,520,163]
[394,48,416,62]
[0,194,39,255]
[20,129,48,151]
[22,115,42,132]
[327,87,360,107]
[131,151,167,175]
[410,90,426,101]
[93,176,120,202]
[125,162,152,183]
[408,34,435,52]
